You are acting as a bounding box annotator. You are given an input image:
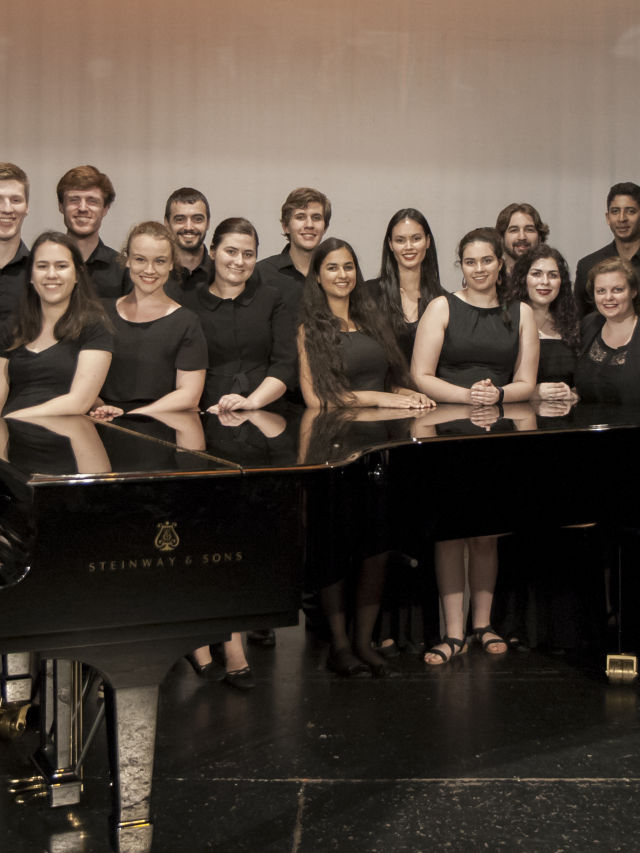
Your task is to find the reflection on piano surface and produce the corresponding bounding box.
[0,401,639,851]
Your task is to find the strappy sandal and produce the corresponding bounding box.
[424,636,468,666]
[472,625,508,655]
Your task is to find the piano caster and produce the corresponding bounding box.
[111,818,154,853]
[606,653,638,684]
[0,701,30,739]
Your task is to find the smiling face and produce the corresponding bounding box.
[210,232,257,290]
[503,211,539,261]
[126,234,174,295]
[0,179,28,243]
[166,200,210,255]
[30,241,77,308]
[59,186,110,239]
[317,247,356,301]
[526,257,561,308]
[606,195,640,245]
[283,202,326,253]
[593,270,638,321]
[389,218,430,273]
[460,241,502,293]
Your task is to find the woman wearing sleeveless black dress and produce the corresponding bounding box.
[411,228,539,664]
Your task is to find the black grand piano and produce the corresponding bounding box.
[0,401,638,852]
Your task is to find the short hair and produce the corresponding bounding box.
[586,256,640,314]
[495,202,549,243]
[0,162,29,202]
[210,217,259,252]
[123,221,181,269]
[280,188,332,230]
[607,182,640,209]
[164,187,211,221]
[56,165,115,207]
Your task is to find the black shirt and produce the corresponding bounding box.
[0,241,28,329]
[86,240,129,299]
[177,278,297,410]
[574,240,640,318]
[100,302,208,409]
[254,246,306,318]
[165,250,214,301]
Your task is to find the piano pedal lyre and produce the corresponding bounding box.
[606,653,638,685]
[0,701,30,739]
[8,774,49,805]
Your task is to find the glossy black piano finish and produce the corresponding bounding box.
[1,401,639,851]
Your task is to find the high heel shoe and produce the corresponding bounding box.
[184,654,220,681]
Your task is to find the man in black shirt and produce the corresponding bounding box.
[57,165,127,298]
[163,187,213,299]
[495,202,549,277]
[574,182,640,317]
[254,187,331,314]
[0,163,30,328]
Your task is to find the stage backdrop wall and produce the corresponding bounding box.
[3,1,639,282]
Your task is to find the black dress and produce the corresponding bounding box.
[538,337,577,384]
[2,322,113,415]
[575,314,640,404]
[100,303,207,410]
[340,330,389,390]
[438,293,520,387]
[365,278,417,366]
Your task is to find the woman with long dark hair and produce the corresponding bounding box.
[367,208,443,364]
[1,231,112,417]
[411,227,538,664]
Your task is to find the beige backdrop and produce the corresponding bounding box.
[3,0,640,282]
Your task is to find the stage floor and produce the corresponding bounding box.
[1,620,639,852]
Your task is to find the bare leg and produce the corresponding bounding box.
[191,645,212,667]
[468,536,507,653]
[425,539,467,664]
[320,579,350,653]
[223,632,249,673]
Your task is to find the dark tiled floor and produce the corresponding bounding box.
[1,622,639,852]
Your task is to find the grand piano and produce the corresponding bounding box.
[0,401,638,852]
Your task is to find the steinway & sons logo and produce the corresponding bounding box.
[87,520,243,572]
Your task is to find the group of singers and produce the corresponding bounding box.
[1,161,639,678]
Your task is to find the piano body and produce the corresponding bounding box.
[0,402,639,851]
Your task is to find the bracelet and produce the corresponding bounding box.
[496,386,504,404]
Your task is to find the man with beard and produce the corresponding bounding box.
[57,165,127,298]
[495,202,549,277]
[163,187,213,298]
[254,187,331,314]
[574,182,640,317]
[0,163,30,328]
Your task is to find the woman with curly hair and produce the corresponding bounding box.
[508,245,579,399]
[298,237,432,677]
[366,208,443,364]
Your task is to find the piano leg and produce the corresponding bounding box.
[104,683,157,853]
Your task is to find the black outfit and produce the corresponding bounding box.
[176,278,297,410]
[365,278,417,366]
[574,241,640,318]
[165,251,214,301]
[0,241,28,329]
[340,331,389,391]
[86,240,129,299]
[574,312,640,404]
[537,337,577,384]
[1,322,113,415]
[438,293,520,387]
[254,247,305,317]
[100,303,207,410]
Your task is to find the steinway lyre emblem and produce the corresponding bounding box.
[154,521,180,552]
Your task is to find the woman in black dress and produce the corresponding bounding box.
[508,245,579,398]
[411,227,538,664]
[91,221,207,419]
[575,257,640,404]
[1,231,112,417]
[298,237,432,676]
[366,208,443,364]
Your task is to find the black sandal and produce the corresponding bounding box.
[472,626,508,655]
[424,636,468,666]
